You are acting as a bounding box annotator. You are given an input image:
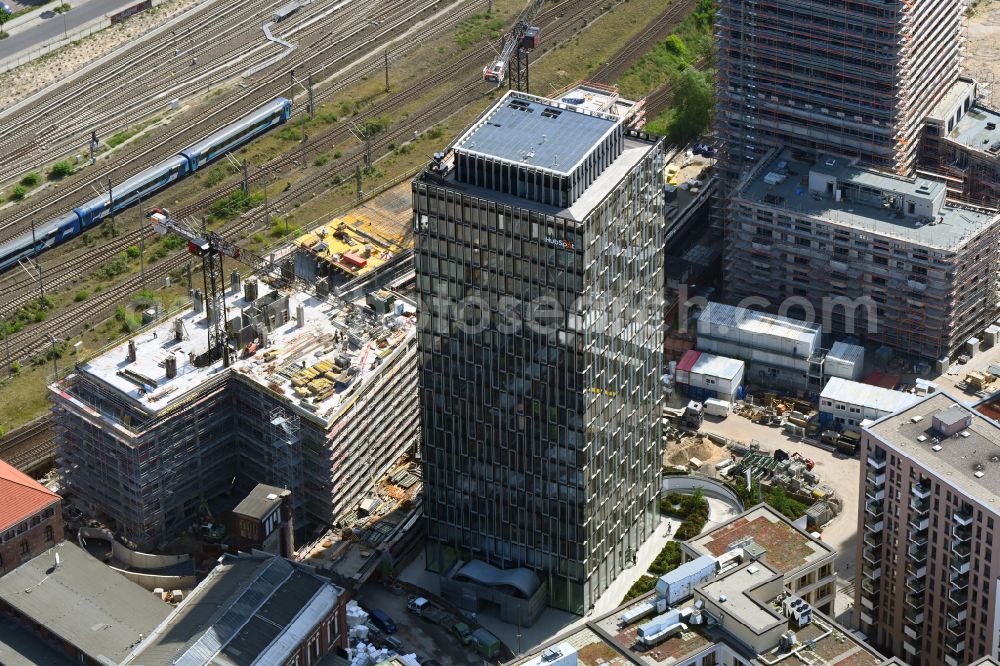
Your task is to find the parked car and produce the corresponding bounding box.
[370,608,397,634]
[452,621,473,645]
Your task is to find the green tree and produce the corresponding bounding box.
[667,67,713,145]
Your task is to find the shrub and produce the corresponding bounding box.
[623,575,657,602]
[74,290,88,302]
[10,185,28,201]
[427,125,445,140]
[333,151,342,159]
[313,154,330,167]
[125,245,140,259]
[649,541,682,575]
[99,253,129,279]
[205,166,226,187]
[19,172,40,187]
[48,161,74,180]
[10,361,20,375]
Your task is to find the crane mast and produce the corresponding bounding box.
[147,207,283,368]
[482,0,543,88]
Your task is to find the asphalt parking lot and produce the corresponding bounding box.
[353,582,483,665]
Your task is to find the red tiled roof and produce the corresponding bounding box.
[0,459,59,531]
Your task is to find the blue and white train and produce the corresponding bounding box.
[0,97,293,273]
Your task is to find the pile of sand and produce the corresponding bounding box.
[0,0,204,109]
[664,434,728,468]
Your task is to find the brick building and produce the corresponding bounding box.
[0,458,62,575]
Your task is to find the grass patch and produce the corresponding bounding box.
[0,296,56,341]
[615,0,715,144]
[454,12,504,49]
[207,189,264,222]
[106,127,141,148]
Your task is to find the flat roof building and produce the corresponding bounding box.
[51,271,418,549]
[855,392,1000,666]
[819,378,920,431]
[508,541,884,666]
[727,150,1000,359]
[414,90,665,617]
[0,541,170,664]
[682,504,838,614]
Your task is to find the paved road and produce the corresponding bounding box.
[0,0,134,61]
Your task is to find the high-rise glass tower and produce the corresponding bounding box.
[412,91,665,615]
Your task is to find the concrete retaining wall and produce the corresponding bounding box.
[79,526,190,569]
[662,474,745,513]
[111,566,196,591]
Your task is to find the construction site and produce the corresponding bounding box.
[50,211,419,550]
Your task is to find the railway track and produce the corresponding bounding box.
[0,0,388,179]
[0,417,55,474]
[0,0,486,313]
[0,0,464,244]
[2,0,616,365]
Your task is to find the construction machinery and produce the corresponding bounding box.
[147,207,285,367]
[482,0,543,90]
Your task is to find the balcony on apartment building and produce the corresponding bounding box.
[909,495,930,516]
[865,517,885,533]
[864,524,885,548]
[864,499,884,521]
[953,509,974,527]
[862,562,882,581]
[906,560,927,580]
[867,453,887,470]
[953,523,972,542]
[907,543,927,564]
[863,545,882,565]
[948,592,968,622]
[908,526,928,547]
[904,607,924,626]
[907,512,930,532]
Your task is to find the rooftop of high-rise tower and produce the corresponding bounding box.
[453,90,621,177]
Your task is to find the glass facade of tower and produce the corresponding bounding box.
[412,93,665,615]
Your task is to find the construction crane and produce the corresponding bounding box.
[482,0,543,90]
[146,207,285,368]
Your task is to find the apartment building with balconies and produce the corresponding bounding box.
[728,149,1000,360]
[855,392,1000,666]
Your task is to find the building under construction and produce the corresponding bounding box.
[727,149,1000,360]
[50,269,418,549]
[715,0,967,180]
[918,78,1000,206]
